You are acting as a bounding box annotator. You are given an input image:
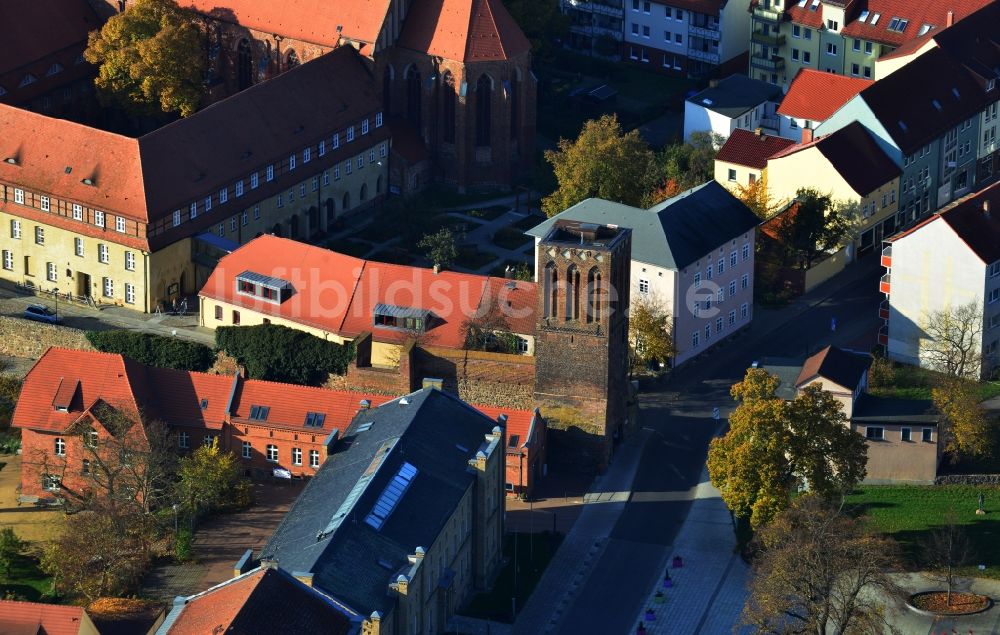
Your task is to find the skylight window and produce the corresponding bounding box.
[952,87,961,99]
[797,0,807,6]
[932,99,942,111]
[304,412,326,428]
[870,13,881,25]
[887,17,908,32]
[809,0,819,10]
[249,405,270,421]
[918,24,933,36]
[364,462,418,531]
[200,399,209,410]
[859,9,870,22]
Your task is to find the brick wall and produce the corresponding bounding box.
[415,346,536,410]
[0,316,93,359]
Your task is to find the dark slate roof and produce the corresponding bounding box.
[814,122,901,196]
[796,346,872,392]
[526,181,759,271]
[939,182,1000,265]
[852,395,939,424]
[860,46,989,154]
[925,2,1000,80]
[755,357,804,402]
[687,74,783,118]
[259,388,498,616]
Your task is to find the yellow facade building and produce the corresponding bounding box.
[0,46,387,312]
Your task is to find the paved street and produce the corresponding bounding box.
[516,255,884,635]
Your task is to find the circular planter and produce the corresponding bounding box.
[906,591,993,616]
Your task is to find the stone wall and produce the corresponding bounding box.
[934,474,1000,486]
[415,346,535,410]
[0,316,93,360]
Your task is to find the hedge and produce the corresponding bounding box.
[85,330,215,372]
[215,324,355,386]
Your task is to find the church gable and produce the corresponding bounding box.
[397,0,531,63]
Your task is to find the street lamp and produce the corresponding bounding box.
[172,503,179,534]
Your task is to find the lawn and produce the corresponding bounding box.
[491,226,532,251]
[461,532,564,623]
[0,552,55,602]
[845,485,1000,578]
[870,363,1000,402]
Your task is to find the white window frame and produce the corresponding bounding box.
[13,188,24,205]
[102,277,114,298]
[638,279,649,294]
[125,282,135,305]
[35,226,44,245]
[362,119,369,135]
[10,220,20,239]
[292,447,302,466]
[266,444,278,462]
[179,431,189,448]
[303,147,311,163]
[98,243,109,264]
[173,210,181,227]
[347,126,355,142]
[40,196,49,212]
[219,188,228,204]
[310,449,320,468]
[125,251,135,271]
[72,204,83,221]
[251,172,259,189]
[2,250,12,270]
[242,441,252,459]
[266,165,274,182]
[865,426,885,440]
[190,202,198,219]
[115,216,126,233]
[289,154,296,170]
[95,210,104,228]
[375,112,383,128]
[74,238,84,257]
[46,261,57,282]
[235,180,244,197]
[318,140,326,156]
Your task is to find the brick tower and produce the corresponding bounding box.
[533,220,632,471]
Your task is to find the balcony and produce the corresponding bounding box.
[880,244,892,268]
[564,0,624,18]
[688,48,721,64]
[752,6,783,23]
[878,299,890,321]
[879,273,891,295]
[689,24,721,40]
[878,324,888,346]
[751,31,786,46]
[750,54,785,72]
[759,115,780,133]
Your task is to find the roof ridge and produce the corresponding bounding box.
[477,0,505,59]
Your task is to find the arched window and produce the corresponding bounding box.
[285,49,300,70]
[543,262,558,318]
[406,66,422,129]
[442,71,456,144]
[360,183,368,201]
[510,77,519,140]
[237,39,253,90]
[382,65,393,114]
[342,191,351,211]
[587,268,602,323]
[566,265,580,321]
[476,75,492,147]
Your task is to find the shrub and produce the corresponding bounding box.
[174,529,194,562]
[215,324,355,386]
[86,330,215,372]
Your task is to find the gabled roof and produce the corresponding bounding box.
[0,0,98,76]
[526,181,760,271]
[858,46,988,154]
[770,122,900,196]
[716,128,796,169]
[687,74,783,119]
[199,234,536,348]
[260,388,499,616]
[852,395,938,423]
[397,0,531,62]
[937,183,1000,265]
[159,566,357,635]
[477,405,541,450]
[796,345,872,391]
[180,0,389,47]
[0,600,95,635]
[778,69,872,121]
[0,46,380,249]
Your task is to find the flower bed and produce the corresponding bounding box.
[908,591,991,615]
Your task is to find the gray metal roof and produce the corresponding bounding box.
[526,181,760,271]
[755,357,805,402]
[373,303,433,320]
[236,270,292,290]
[259,388,499,616]
[686,74,783,118]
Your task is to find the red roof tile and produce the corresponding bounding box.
[0,600,92,635]
[715,128,796,170]
[777,69,872,121]
[200,234,537,349]
[232,381,393,432]
[398,0,531,62]
[179,0,390,48]
[475,405,539,449]
[0,0,99,76]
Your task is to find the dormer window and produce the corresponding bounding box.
[347,126,355,142]
[373,303,431,332]
[235,270,292,304]
[46,63,63,76]
[249,405,270,421]
[19,74,36,88]
[304,412,326,428]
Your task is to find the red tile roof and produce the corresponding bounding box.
[165,567,355,635]
[715,128,796,169]
[179,0,390,48]
[0,0,99,76]
[476,405,540,450]
[777,69,872,121]
[398,0,531,62]
[0,600,92,635]
[232,381,393,432]
[200,234,537,349]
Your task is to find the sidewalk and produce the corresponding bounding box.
[512,429,652,634]
[629,465,752,635]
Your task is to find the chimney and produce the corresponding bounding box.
[946,10,954,26]
[801,128,814,144]
[754,127,763,136]
[359,399,371,410]
[433,263,440,274]
[497,413,508,427]
[984,199,992,218]
[504,265,514,279]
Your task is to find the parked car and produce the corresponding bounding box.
[23,304,62,325]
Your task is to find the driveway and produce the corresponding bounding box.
[141,480,304,602]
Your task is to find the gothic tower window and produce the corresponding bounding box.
[475,74,492,147]
[442,71,456,143]
[587,267,602,323]
[406,66,422,129]
[566,265,580,321]
[382,65,393,115]
[543,262,558,318]
[237,39,253,90]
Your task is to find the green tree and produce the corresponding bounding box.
[215,324,355,385]
[86,330,215,372]
[743,495,903,634]
[733,173,781,220]
[628,295,675,370]
[418,228,458,269]
[655,131,723,192]
[922,301,984,379]
[501,0,568,61]
[708,369,868,529]
[773,188,851,267]
[0,527,25,578]
[176,438,245,518]
[542,114,657,216]
[933,376,991,458]
[84,0,205,117]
